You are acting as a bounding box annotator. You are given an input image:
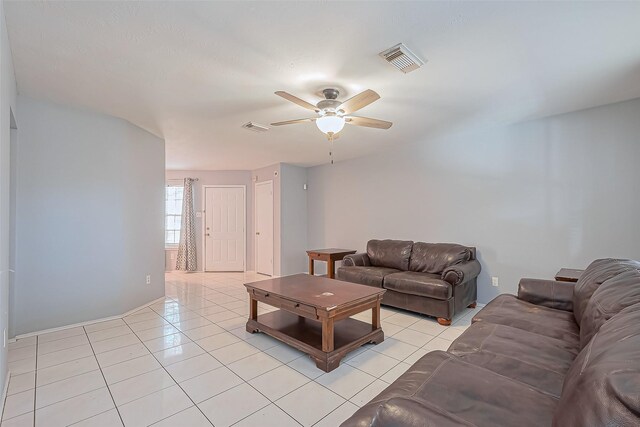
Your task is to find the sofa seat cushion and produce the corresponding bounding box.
[336,266,400,288]
[449,322,579,397]
[383,271,452,300]
[340,351,558,427]
[409,242,472,274]
[472,295,580,346]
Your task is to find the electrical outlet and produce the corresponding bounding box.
[146,275,151,285]
[491,277,499,287]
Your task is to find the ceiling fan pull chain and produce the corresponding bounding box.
[328,133,335,164]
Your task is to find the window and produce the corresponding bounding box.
[165,185,184,247]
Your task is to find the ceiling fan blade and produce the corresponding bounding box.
[270,118,316,126]
[338,89,380,114]
[274,91,319,111]
[345,116,393,129]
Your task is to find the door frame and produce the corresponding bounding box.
[254,180,274,276]
[202,185,247,272]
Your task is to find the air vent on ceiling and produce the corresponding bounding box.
[379,43,424,74]
[242,122,269,132]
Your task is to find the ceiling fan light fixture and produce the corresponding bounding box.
[316,115,345,135]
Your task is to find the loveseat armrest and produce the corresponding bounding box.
[442,259,481,286]
[517,278,574,312]
[342,253,371,267]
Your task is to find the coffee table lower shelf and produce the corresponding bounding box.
[246,310,384,372]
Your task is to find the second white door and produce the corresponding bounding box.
[204,186,245,272]
[255,181,274,276]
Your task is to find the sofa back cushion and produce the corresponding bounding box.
[367,239,413,270]
[573,258,640,325]
[409,243,472,274]
[554,303,640,426]
[579,268,640,348]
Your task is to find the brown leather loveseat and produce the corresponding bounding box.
[337,239,480,325]
[341,258,640,427]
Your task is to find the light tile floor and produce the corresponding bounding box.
[1,272,479,427]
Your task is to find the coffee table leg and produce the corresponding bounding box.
[372,301,381,330]
[322,318,335,352]
[328,259,335,279]
[250,296,258,321]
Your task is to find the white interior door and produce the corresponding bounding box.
[204,186,245,272]
[255,181,274,276]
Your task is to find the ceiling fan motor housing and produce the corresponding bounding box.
[322,88,340,100]
[318,88,343,114]
[317,99,342,114]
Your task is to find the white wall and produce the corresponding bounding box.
[0,0,18,396]
[12,96,165,336]
[165,170,253,271]
[280,164,308,275]
[308,98,640,303]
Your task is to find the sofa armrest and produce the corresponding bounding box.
[442,260,481,286]
[342,397,472,427]
[517,278,574,312]
[342,253,371,267]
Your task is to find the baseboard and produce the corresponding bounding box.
[121,296,167,317]
[13,296,166,341]
[166,270,202,273]
[0,373,10,419]
[168,270,260,274]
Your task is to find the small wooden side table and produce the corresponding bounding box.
[555,268,584,283]
[307,248,357,279]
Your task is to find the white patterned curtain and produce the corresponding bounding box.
[176,178,197,271]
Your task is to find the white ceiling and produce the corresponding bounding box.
[5,1,640,170]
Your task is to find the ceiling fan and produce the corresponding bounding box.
[271,88,392,138]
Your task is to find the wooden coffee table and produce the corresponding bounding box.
[245,274,385,372]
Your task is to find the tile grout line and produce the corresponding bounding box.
[125,315,217,426]
[66,408,116,427]
[25,359,99,392]
[0,376,5,422]
[311,401,355,427]
[0,339,36,424]
[81,324,126,426]
[31,336,38,425]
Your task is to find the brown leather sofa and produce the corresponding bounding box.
[341,258,640,427]
[337,240,480,325]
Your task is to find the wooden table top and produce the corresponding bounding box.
[306,248,357,256]
[245,274,384,310]
[555,268,584,282]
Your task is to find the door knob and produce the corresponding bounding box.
[206,233,210,237]
[256,232,260,235]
